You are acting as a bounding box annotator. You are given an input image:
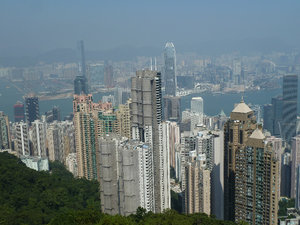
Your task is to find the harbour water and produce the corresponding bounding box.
[0,78,297,121]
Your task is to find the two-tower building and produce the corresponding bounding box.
[224,99,279,225]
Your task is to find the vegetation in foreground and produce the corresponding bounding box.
[0,152,243,225]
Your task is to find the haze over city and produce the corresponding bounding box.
[1,1,300,225]
[1,0,300,58]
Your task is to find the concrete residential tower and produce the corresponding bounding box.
[131,70,170,212]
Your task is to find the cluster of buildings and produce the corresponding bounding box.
[1,40,300,225]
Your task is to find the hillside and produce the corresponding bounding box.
[0,152,100,225]
[0,152,242,225]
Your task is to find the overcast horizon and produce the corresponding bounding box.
[1,0,300,57]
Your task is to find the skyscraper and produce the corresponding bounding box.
[104,63,114,88]
[131,69,170,212]
[73,94,98,180]
[224,99,257,221]
[14,101,25,122]
[224,100,279,224]
[163,96,181,122]
[241,129,278,225]
[74,40,88,95]
[164,42,176,96]
[263,104,273,133]
[271,96,283,136]
[282,75,298,143]
[191,97,204,115]
[25,95,39,125]
[74,76,88,95]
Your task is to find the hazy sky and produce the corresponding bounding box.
[1,0,300,56]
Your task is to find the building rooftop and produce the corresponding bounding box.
[232,98,252,113]
[165,42,175,48]
[250,128,265,140]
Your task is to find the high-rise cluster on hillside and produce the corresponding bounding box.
[3,41,299,225]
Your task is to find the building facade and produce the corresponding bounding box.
[25,95,39,125]
[282,75,298,144]
[131,70,170,212]
[0,112,11,150]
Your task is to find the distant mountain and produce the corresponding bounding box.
[0,38,297,67]
[0,45,162,67]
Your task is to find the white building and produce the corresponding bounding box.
[15,121,30,156]
[191,97,204,115]
[20,155,49,171]
[66,153,78,176]
[30,119,47,157]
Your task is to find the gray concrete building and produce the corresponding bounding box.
[99,135,155,215]
[131,70,170,213]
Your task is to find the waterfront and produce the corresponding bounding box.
[0,78,297,121]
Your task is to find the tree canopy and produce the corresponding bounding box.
[0,152,243,225]
[0,152,100,225]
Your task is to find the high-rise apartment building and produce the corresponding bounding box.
[164,121,180,169]
[211,130,224,220]
[291,136,300,198]
[0,112,11,150]
[224,99,257,221]
[164,42,176,96]
[30,119,47,157]
[240,129,279,225]
[14,101,25,122]
[116,100,131,139]
[282,75,298,143]
[265,136,283,197]
[25,95,39,125]
[95,111,118,137]
[15,121,30,156]
[73,94,98,180]
[131,69,170,212]
[224,100,279,224]
[99,135,154,215]
[184,153,210,215]
[163,96,181,122]
[47,123,64,162]
[47,121,75,164]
